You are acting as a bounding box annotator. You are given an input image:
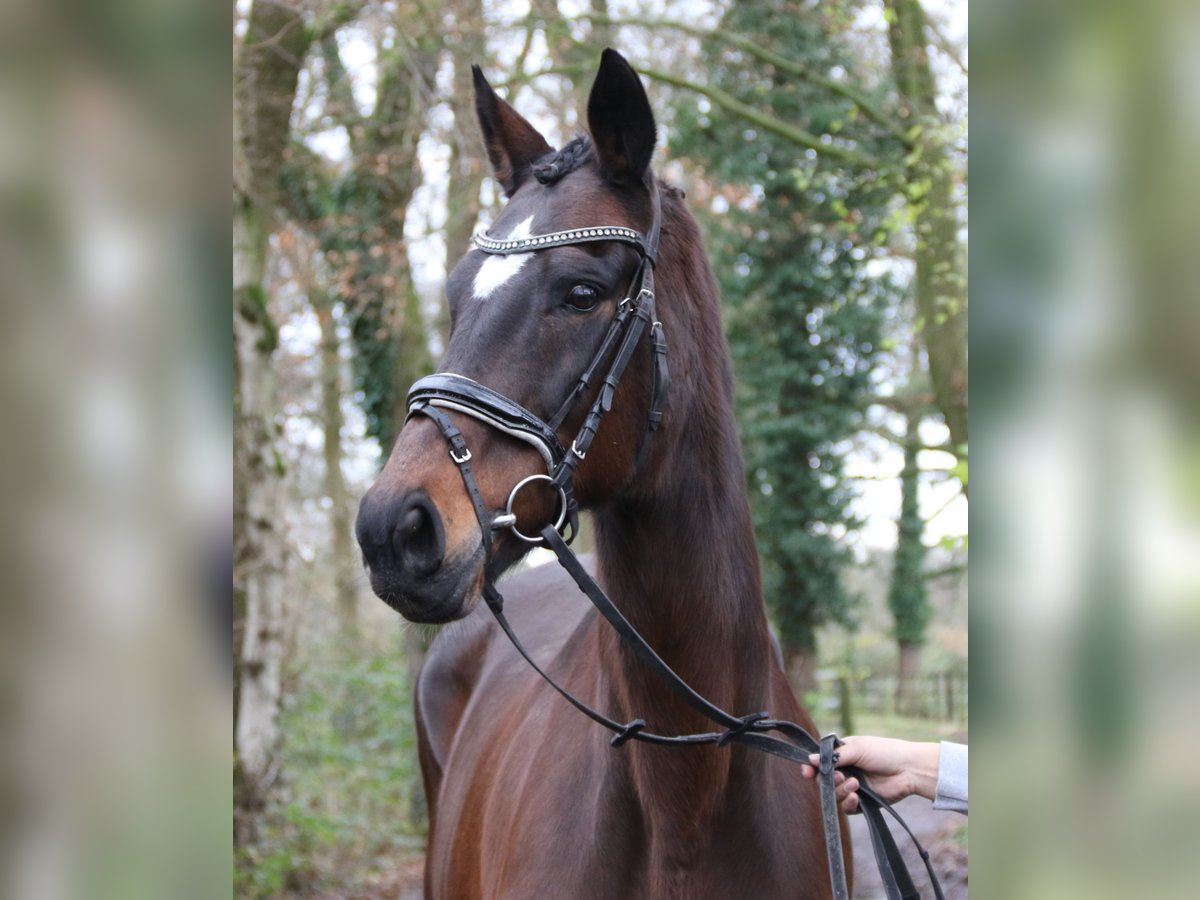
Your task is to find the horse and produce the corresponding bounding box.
[355,49,851,899]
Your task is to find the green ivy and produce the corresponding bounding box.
[671,0,905,658]
[888,419,931,644]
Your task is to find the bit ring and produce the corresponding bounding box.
[504,474,568,543]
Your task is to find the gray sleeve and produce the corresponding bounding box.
[933,741,968,814]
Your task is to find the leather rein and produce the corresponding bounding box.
[405,191,945,900]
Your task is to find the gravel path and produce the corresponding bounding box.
[848,795,968,898]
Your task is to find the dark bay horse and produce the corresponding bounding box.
[355,50,850,899]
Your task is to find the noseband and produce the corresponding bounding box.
[403,186,945,900]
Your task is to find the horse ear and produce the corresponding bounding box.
[473,65,554,197]
[586,49,657,184]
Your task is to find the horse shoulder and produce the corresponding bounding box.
[415,557,598,807]
[415,612,490,821]
[418,558,619,896]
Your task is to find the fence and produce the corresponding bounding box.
[813,670,969,732]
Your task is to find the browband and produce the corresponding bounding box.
[472,225,649,259]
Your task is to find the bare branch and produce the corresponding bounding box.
[924,562,966,581]
[503,63,889,172]
[320,35,363,149]
[595,14,907,142]
[924,13,968,77]
[497,12,908,144]
[922,483,966,528]
[310,1,361,44]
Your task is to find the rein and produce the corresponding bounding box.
[406,191,945,900]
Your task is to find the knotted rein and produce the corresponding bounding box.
[405,189,945,900]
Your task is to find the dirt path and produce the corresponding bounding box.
[848,795,968,898]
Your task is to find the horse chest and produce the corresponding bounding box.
[429,721,826,899]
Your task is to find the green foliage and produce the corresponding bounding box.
[235,638,425,899]
[672,0,903,656]
[281,150,432,454]
[949,451,968,490]
[888,418,931,644]
[239,282,278,355]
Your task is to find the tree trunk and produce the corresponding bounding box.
[346,41,437,453]
[233,0,310,847]
[887,395,931,715]
[896,640,924,716]
[786,646,818,700]
[233,195,288,846]
[535,0,612,118]
[884,0,968,460]
[444,0,486,292]
[318,295,358,643]
[836,674,855,736]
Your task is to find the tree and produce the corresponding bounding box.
[884,0,967,459]
[283,8,438,454]
[315,279,359,642]
[531,0,613,115]
[888,400,932,713]
[234,0,365,849]
[443,0,488,301]
[282,6,456,692]
[233,0,310,846]
[672,0,901,692]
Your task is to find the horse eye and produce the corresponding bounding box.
[565,284,599,311]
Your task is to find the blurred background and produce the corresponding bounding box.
[1,0,1198,899]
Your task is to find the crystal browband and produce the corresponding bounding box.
[472,226,648,256]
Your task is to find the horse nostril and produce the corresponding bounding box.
[393,493,444,577]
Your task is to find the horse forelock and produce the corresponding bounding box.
[531,135,593,185]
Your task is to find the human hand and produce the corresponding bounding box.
[799,736,940,814]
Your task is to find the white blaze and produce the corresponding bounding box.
[472,216,535,300]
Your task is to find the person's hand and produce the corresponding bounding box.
[799,736,940,814]
[799,759,862,813]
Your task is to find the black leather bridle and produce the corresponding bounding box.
[408,189,668,549]
[405,189,946,900]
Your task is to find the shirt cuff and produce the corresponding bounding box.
[933,741,968,814]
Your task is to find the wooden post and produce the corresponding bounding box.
[837,675,854,737]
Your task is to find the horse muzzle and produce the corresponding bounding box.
[354,483,483,622]
[355,415,563,623]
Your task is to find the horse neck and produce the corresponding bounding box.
[590,223,778,823]
[592,422,773,724]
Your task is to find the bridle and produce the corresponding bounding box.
[407,186,667,549]
[404,184,946,900]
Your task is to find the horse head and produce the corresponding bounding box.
[356,50,666,623]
